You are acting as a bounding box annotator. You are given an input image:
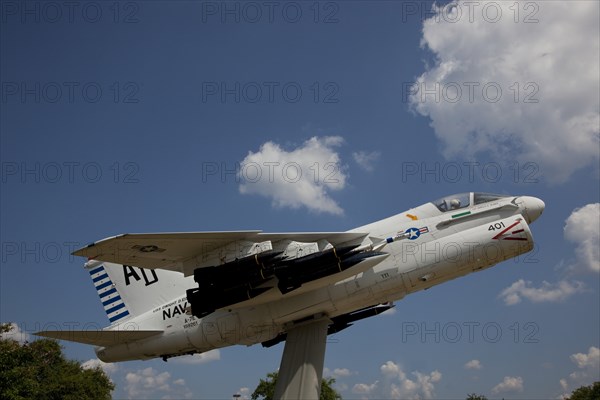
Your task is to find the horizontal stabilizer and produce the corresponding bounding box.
[35,330,163,347]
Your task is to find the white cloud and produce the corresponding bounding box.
[332,368,353,378]
[412,370,442,399]
[125,368,169,397]
[81,358,119,376]
[564,203,600,273]
[381,361,402,377]
[570,346,600,369]
[170,349,220,364]
[351,361,442,399]
[352,150,380,172]
[235,386,251,400]
[379,361,441,400]
[239,136,347,215]
[410,1,600,182]
[352,381,378,395]
[0,322,30,344]
[560,347,600,395]
[491,376,524,394]
[324,367,355,380]
[560,378,568,392]
[124,367,192,399]
[464,359,482,370]
[499,279,584,305]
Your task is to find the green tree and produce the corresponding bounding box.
[251,371,342,400]
[564,382,600,400]
[466,394,488,400]
[0,323,114,399]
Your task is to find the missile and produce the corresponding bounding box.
[345,233,408,255]
[273,245,359,293]
[194,250,282,280]
[295,251,385,285]
[188,250,285,317]
[274,245,359,273]
[276,251,385,294]
[194,250,283,287]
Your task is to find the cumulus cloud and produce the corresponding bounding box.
[491,376,524,394]
[571,346,600,369]
[239,136,347,215]
[170,349,220,364]
[333,368,352,377]
[352,361,442,399]
[352,381,378,395]
[410,1,600,182]
[324,367,354,394]
[235,386,251,400]
[499,279,584,305]
[381,361,401,377]
[81,358,119,376]
[380,361,441,400]
[560,378,569,392]
[124,367,192,399]
[324,367,354,378]
[352,150,381,172]
[502,204,597,307]
[0,322,30,344]
[560,347,600,396]
[464,359,482,370]
[564,203,600,273]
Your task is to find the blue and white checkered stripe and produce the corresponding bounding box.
[88,265,130,323]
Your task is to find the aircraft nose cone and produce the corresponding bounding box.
[519,196,545,223]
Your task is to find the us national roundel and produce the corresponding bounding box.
[405,227,421,240]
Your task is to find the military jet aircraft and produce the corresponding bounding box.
[37,192,543,397]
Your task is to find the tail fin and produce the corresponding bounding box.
[85,260,195,324]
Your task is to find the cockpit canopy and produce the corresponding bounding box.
[431,192,510,212]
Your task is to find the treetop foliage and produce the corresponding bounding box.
[0,323,114,400]
[251,371,341,400]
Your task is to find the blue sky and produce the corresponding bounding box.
[1,1,599,398]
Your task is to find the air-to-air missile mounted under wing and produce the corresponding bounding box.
[36,192,544,399]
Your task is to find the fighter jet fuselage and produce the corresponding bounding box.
[37,192,545,363]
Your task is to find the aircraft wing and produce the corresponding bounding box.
[35,330,163,347]
[73,231,369,276]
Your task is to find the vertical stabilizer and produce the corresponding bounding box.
[85,260,195,324]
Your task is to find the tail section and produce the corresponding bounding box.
[85,260,195,324]
[88,263,131,324]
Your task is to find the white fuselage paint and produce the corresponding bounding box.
[97,195,538,362]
